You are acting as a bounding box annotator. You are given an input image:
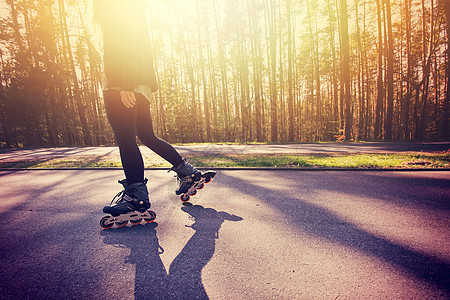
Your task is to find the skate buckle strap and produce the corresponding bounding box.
[177,174,195,184]
[110,190,139,206]
[110,190,125,205]
[122,193,147,206]
[123,194,135,203]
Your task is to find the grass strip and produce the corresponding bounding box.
[186,152,450,169]
[0,152,448,169]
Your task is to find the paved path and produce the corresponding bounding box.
[0,170,449,299]
[0,142,449,162]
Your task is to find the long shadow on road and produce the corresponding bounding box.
[219,171,450,297]
[0,171,127,299]
[0,171,245,299]
[101,204,242,300]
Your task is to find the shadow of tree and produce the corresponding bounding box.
[218,171,450,296]
[101,205,242,300]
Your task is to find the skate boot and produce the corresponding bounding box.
[100,179,156,229]
[170,159,216,203]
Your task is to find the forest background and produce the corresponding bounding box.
[0,0,449,148]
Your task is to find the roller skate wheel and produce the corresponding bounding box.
[196,182,204,190]
[204,175,212,183]
[116,220,128,227]
[100,216,114,229]
[144,211,156,223]
[188,189,197,196]
[180,194,190,202]
[130,218,142,225]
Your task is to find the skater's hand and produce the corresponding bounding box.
[120,90,136,108]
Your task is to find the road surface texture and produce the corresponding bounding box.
[0,169,448,299]
[0,142,449,163]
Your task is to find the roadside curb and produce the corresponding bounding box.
[1,167,450,172]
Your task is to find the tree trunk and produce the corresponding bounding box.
[404,0,412,140]
[356,0,365,140]
[196,3,211,142]
[375,0,384,140]
[314,4,322,139]
[58,0,92,145]
[416,0,433,139]
[340,0,352,140]
[213,0,230,141]
[248,0,263,142]
[287,0,294,141]
[327,0,339,134]
[266,0,278,142]
[384,0,394,140]
[442,0,450,139]
[362,0,370,140]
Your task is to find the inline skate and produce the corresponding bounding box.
[100,179,156,229]
[170,160,216,203]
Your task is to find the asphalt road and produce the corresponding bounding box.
[0,141,449,162]
[0,170,449,299]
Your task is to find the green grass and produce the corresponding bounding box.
[185,152,450,169]
[1,152,448,169]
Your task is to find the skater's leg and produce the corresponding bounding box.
[103,90,144,184]
[133,94,214,198]
[135,93,184,167]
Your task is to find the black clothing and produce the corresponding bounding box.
[103,90,183,184]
